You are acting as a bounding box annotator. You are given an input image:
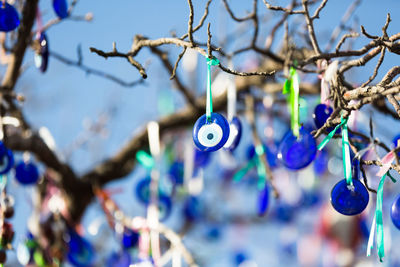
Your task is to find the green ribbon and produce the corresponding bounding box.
[233,144,267,186]
[283,67,300,137]
[341,116,352,186]
[136,150,154,169]
[233,159,256,182]
[317,118,347,151]
[206,57,220,122]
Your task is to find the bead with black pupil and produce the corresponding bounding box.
[278,127,317,170]
[193,113,230,152]
[223,116,242,151]
[15,161,40,185]
[34,33,49,73]
[391,194,400,230]
[0,3,19,32]
[53,0,68,19]
[330,179,369,216]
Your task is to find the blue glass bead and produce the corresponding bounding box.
[391,194,400,230]
[278,127,317,170]
[158,194,172,221]
[122,229,139,249]
[0,143,13,175]
[223,116,242,151]
[67,231,94,267]
[257,185,269,216]
[193,113,230,152]
[106,251,131,267]
[168,161,184,185]
[233,251,248,265]
[194,149,211,168]
[34,33,49,73]
[135,177,151,204]
[183,196,203,221]
[313,103,336,130]
[15,161,39,185]
[53,0,68,19]
[330,179,369,216]
[0,3,19,32]
[313,149,328,176]
[393,134,400,157]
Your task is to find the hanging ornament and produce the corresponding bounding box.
[193,57,230,152]
[106,251,131,267]
[223,73,242,151]
[183,196,203,221]
[246,143,279,169]
[313,149,329,176]
[313,104,337,132]
[34,32,49,72]
[15,160,40,185]
[0,142,13,175]
[318,115,369,215]
[53,0,69,19]
[157,194,172,221]
[0,2,20,32]
[257,184,269,216]
[168,161,184,186]
[278,126,317,170]
[66,230,95,267]
[391,194,400,230]
[121,228,139,249]
[135,177,152,204]
[194,149,211,168]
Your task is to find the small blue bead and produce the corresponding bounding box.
[106,251,131,267]
[391,194,400,230]
[135,177,151,204]
[34,33,49,73]
[330,179,369,216]
[257,185,269,216]
[278,127,317,170]
[53,0,69,19]
[183,196,203,221]
[158,194,172,221]
[15,161,39,185]
[0,3,19,32]
[224,116,242,151]
[0,145,13,175]
[193,113,230,152]
[168,161,184,185]
[313,149,329,176]
[313,104,339,133]
[67,231,94,267]
[122,229,139,249]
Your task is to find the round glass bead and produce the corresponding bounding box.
[15,161,40,185]
[0,3,19,32]
[0,143,13,175]
[278,127,317,170]
[34,32,49,73]
[330,179,369,216]
[257,185,269,216]
[67,231,94,267]
[193,113,230,152]
[53,0,68,19]
[391,194,400,230]
[223,116,242,151]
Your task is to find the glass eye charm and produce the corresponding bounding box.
[67,231,95,267]
[122,228,139,249]
[278,127,317,170]
[391,194,400,230]
[0,143,13,175]
[183,196,203,221]
[0,3,20,32]
[15,161,40,185]
[193,113,230,152]
[257,185,269,216]
[34,33,49,73]
[135,177,151,204]
[223,116,242,151]
[53,0,69,19]
[330,179,369,216]
[158,194,172,221]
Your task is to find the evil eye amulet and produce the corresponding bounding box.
[0,143,13,175]
[135,177,151,204]
[223,116,242,151]
[122,228,139,249]
[158,194,172,221]
[15,161,40,185]
[0,3,20,32]
[34,33,49,73]
[53,0,69,19]
[330,179,369,216]
[391,194,400,230]
[257,185,269,216]
[193,113,230,152]
[313,104,339,133]
[278,127,317,170]
[67,231,95,267]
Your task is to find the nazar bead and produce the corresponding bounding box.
[53,0,69,19]
[330,179,369,216]
[223,116,242,151]
[0,3,20,32]
[193,113,230,152]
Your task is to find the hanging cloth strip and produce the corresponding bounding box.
[317,115,353,186]
[283,67,300,137]
[206,56,220,122]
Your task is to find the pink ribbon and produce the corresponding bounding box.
[376,151,395,177]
